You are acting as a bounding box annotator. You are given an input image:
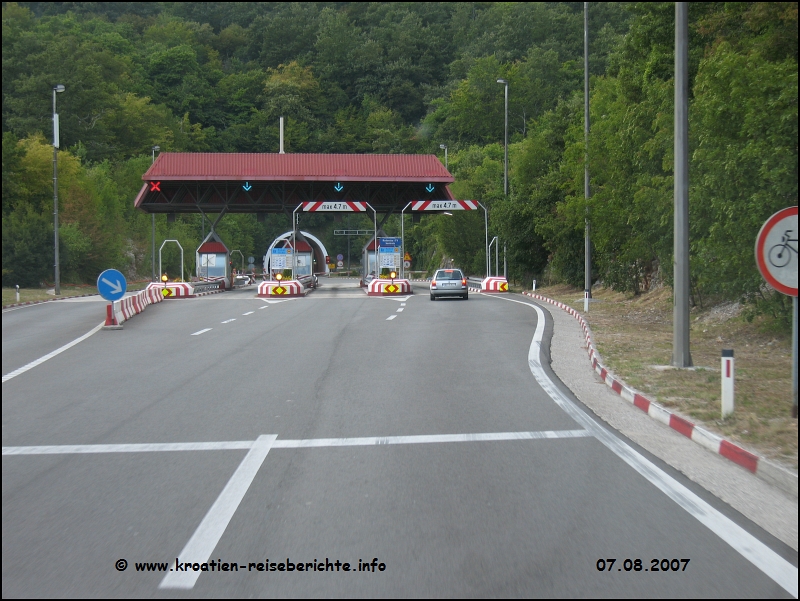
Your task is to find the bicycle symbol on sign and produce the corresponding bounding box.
[768,229,798,268]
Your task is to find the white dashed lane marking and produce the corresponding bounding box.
[242,311,254,316]
[191,329,212,336]
[386,315,397,321]
[396,308,404,312]
[221,319,236,324]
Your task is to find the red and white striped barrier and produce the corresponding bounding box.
[105,286,164,327]
[521,291,796,495]
[146,282,194,298]
[258,280,305,297]
[482,277,509,292]
[367,279,412,296]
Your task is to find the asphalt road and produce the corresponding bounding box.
[2,282,796,597]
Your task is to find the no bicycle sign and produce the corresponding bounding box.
[755,206,798,297]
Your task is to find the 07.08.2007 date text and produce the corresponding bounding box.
[596,558,690,572]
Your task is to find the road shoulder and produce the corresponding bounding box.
[539,297,799,552]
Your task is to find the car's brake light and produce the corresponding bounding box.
[431,280,437,288]
[461,278,467,286]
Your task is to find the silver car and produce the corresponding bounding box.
[430,269,468,300]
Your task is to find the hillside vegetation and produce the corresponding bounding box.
[2,2,796,325]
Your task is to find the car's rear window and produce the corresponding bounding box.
[436,270,463,280]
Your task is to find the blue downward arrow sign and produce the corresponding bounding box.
[426,184,435,193]
[334,183,344,192]
[243,182,252,191]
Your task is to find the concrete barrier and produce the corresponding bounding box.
[481,277,509,292]
[258,280,305,297]
[104,286,164,327]
[146,282,194,298]
[367,278,412,296]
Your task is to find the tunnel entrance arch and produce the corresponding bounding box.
[264,231,330,277]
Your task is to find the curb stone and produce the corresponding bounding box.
[2,293,99,309]
[522,290,798,498]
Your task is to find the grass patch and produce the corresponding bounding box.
[3,281,151,306]
[532,283,797,470]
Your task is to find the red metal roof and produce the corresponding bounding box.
[197,242,228,253]
[144,153,453,183]
[283,240,312,252]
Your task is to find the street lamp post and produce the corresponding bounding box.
[584,2,592,312]
[52,84,65,295]
[496,79,509,196]
[151,145,159,282]
[439,144,448,170]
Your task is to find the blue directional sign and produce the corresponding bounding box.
[425,183,435,193]
[243,182,252,191]
[97,269,127,301]
[334,182,344,192]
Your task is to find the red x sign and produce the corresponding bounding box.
[149,181,161,192]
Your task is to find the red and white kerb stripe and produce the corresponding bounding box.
[302,201,367,212]
[411,200,478,211]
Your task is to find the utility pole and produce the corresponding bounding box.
[672,2,693,367]
[52,84,65,295]
[584,2,591,312]
[151,145,159,281]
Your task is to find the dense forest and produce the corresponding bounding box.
[2,2,797,320]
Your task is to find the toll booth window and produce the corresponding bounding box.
[200,253,226,277]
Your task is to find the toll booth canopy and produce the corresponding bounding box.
[135,153,455,216]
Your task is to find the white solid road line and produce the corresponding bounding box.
[386,314,397,320]
[159,435,278,590]
[493,294,798,598]
[2,321,104,384]
[191,328,212,336]
[1,430,591,456]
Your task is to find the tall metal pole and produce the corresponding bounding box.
[52,85,64,295]
[584,2,591,312]
[503,84,508,196]
[672,2,693,367]
[479,202,489,277]
[400,202,412,279]
[151,145,159,281]
[793,296,798,418]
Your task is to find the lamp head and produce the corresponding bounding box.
[496,79,508,85]
[153,145,160,152]
[54,84,65,93]
[161,273,168,282]
[439,144,447,150]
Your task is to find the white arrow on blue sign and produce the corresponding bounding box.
[97,269,127,301]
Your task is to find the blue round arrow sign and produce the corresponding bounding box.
[97,269,127,301]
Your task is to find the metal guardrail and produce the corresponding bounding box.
[467,277,483,289]
[296,274,317,290]
[192,280,222,293]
